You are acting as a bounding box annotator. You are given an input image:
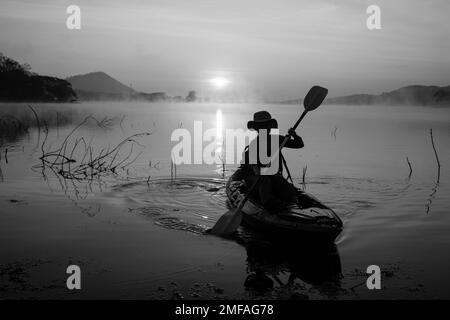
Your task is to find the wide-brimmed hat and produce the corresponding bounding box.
[247,111,278,130]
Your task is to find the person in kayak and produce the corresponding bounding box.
[238,111,304,213]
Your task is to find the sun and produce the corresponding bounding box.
[209,77,230,90]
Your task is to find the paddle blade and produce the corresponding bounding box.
[210,208,243,236]
[304,86,328,111]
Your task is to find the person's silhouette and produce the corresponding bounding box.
[238,111,304,213]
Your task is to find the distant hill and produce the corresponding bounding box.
[0,53,77,102]
[66,71,135,98]
[66,71,190,102]
[279,85,450,106]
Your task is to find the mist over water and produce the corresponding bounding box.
[0,102,449,299]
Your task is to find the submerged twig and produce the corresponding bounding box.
[27,105,41,143]
[426,181,439,215]
[302,165,307,187]
[170,158,178,181]
[331,126,338,140]
[429,129,441,183]
[222,162,225,179]
[424,129,441,214]
[119,115,126,131]
[218,154,226,179]
[56,111,59,138]
[406,157,412,178]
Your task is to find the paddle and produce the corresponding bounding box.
[210,85,328,237]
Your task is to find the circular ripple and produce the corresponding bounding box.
[114,178,228,232]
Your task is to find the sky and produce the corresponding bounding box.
[1,0,449,100]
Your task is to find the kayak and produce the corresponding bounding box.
[226,169,343,244]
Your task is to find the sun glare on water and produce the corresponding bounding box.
[209,77,230,90]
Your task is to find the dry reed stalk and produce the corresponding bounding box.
[430,129,441,183]
[406,157,412,178]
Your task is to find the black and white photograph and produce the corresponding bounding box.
[0,0,449,310]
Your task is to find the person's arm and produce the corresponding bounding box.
[281,128,304,149]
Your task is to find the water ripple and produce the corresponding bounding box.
[114,178,227,232]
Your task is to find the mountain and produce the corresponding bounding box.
[0,53,77,102]
[280,85,450,106]
[66,71,172,102]
[66,71,135,95]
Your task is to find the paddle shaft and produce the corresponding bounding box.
[280,109,307,150]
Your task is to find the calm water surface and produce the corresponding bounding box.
[0,102,449,299]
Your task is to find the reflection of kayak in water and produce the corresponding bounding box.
[242,241,342,296]
[226,169,343,244]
